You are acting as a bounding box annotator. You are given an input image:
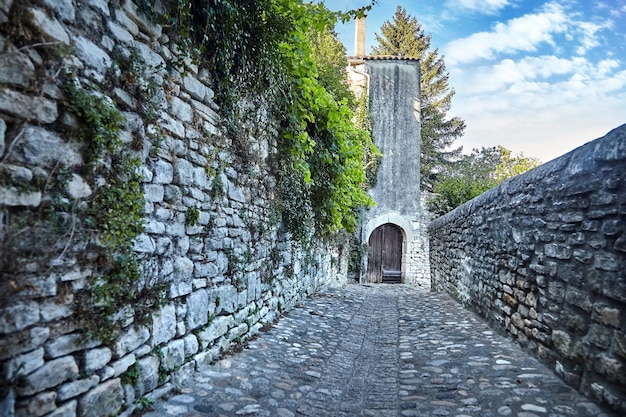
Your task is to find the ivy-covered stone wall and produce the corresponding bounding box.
[0,1,347,416]
[429,124,626,414]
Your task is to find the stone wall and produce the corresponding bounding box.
[0,1,347,416]
[429,125,626,414]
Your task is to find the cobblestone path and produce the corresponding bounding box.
[143,284,615,417]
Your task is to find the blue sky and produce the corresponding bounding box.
[322,0,626,162]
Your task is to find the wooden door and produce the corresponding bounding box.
[366,224,403,283]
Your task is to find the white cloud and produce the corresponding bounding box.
[445,2,570,64]
[445,0,511,15]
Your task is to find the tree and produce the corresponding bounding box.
[371,6,465,191]
[426,146,542,216]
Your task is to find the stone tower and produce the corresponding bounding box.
[347,23,431,286]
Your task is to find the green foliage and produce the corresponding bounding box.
[121,361,141,386]
[133,0,378,242]
[64,78,153,344]
[372,6,465,191]
[427,146,542,216]
[186,207,200,226]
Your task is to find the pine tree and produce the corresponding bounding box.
[371,6,465,191]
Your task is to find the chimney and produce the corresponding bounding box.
[355,16,366,57]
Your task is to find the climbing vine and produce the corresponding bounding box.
[133,0,379,241]
[64,77,164,343]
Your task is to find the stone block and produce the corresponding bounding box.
[171,361,195,386]
[12,125,82,167]
[143,184,164,203]
[594,354,625,384]
[45,400,76,417]
[160,112,185,138]
[594,251,619,271]
[134,233,155,253]
[152,304,176,346]
[18,355,78,396]
[79,379,124,417]
[136,355,159,396]
[111,353,135,377]
[153,160,174,184]
[170,96,193,123]
[0,327,49,361]
[25,7,70,43]
[551,330,572,357]
[545,243,571,260]
[160,339,185,371]
[0,51,34,87]
[45,332,100,359]
[0,301,39,333]
[73,35,112,81]
[113,325,149,358]
[587,324,611,349]
[565,286,592,312]
[197,316,234,349]
[3,347,44,380]
[40,297,73,322]
[2,89,58,125]
[84,347,112,372]
[16,390,56,417]
[592,304,621,328]
[183,334,199,357]
[170,281,193,298]
[57,375,99,401]
[173,256,194,282]
[186,289,211,330]
[213,285,238,315]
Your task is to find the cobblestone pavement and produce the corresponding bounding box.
[142,284,615,417]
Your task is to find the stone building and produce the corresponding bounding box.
[347,18,432,286]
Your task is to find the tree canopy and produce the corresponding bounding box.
[371,6,465,191]
[427,146,542,216]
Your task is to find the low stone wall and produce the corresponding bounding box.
[0,1,346,416]
[429,124,626,414]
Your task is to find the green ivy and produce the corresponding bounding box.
[64,78,149,343]
[133,0,378,242]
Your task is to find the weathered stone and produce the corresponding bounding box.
[12,125,82,166]
[143,183,164,203]
[170,96,193,123]
[552,330,571,357]
[73,36,112,80]
[174,158,194,185]
[107,20,133,44]
[160,339,185,371]
[43,0,75,22]
[113,325,149,358]
[153,160,174,184]
[0,89,58,124]
[25,7,70,44]
[587,324,611,349]
[545,243,571,260]
[84,347,112,372]
[45,400,76,417]
[0,187,41,207]
[173,256,194,282]
[45,333,97,359]
[594,251,619,271]
[186,289,211,330]
[18,356,78,396]
[594,354,626,384]
[565,287,592,312]
[57,375,99,401]
[197,316,234,349]
[183,334,199,357]
[65,174,92,199]
[592,304,621,328]
[79,379,124,417]
[0,52,34,87]
[152,304,176,346]
[134,233,155,253]
[111,352,135,377]
[0,301,39,334]
[0,327,49,361]
[213,285,238,315]
[136,355,159,396]
[160,112,185,138]
[16,390,56,417]
[3,347,44,380]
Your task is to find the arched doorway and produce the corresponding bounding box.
[366,223,403,283]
